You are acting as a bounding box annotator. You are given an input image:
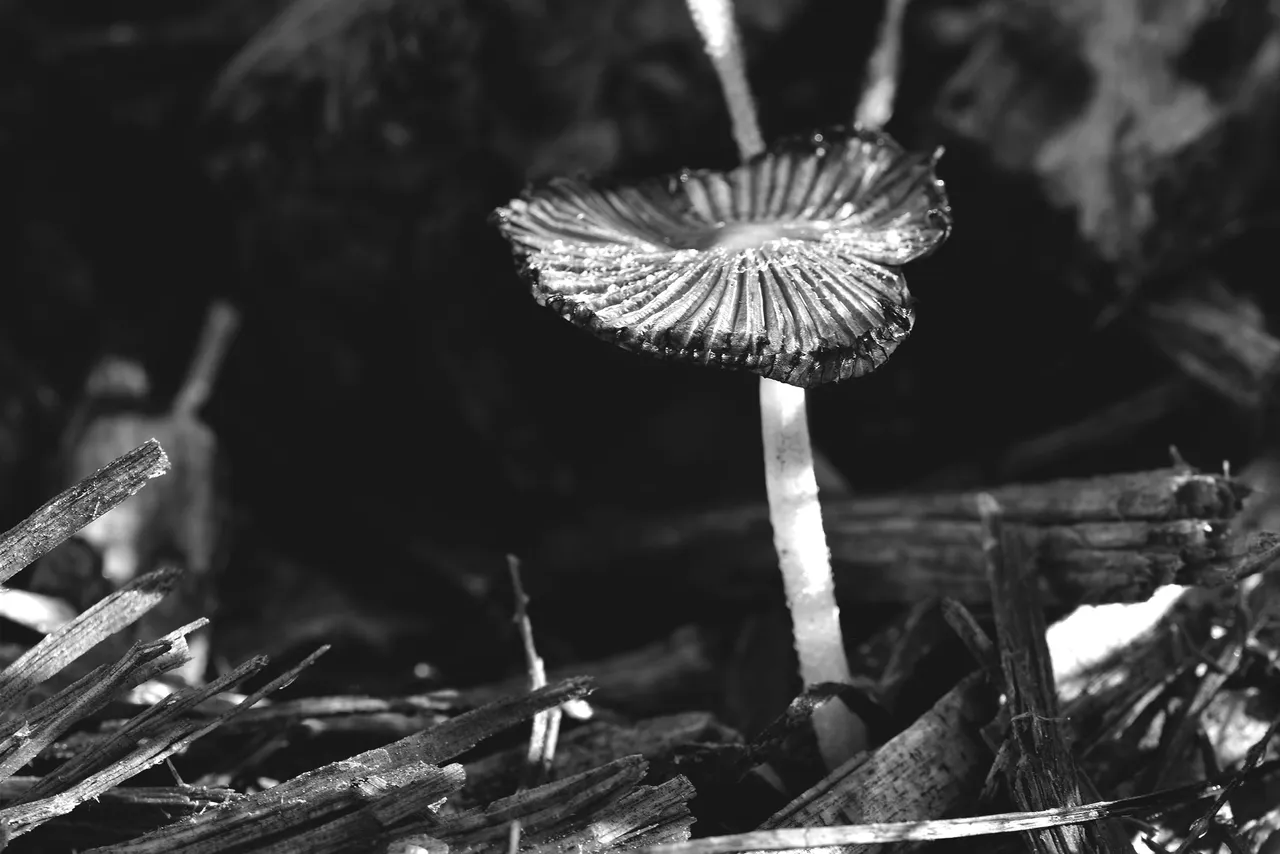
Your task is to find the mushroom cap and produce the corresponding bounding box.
[493,127,952,387]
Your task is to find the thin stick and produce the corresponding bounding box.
[0,440,170,586]
[508,555,561,790]
[172,300,241,417]
[854,0,912,128]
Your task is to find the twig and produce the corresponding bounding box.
[0,440,170,585]
[172,300,241,417]
[509,554,561,790]
[508,554,562,854]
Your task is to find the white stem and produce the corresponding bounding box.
[686,0,866,769]
[854,0,912,129]
[759,380,851,685]
[760,380,866,764]
[684,0,765,159]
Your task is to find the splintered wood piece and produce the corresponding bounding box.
[813,467,1248,523]
[0,638,175,787]
[0,620,204,751]
[460,712,741,812]
[17,653,268,804]
[0,440,169,586]
[534,468,1269,606]
[757,669,998,854]
[0,777,237,808]
[979,494,1130,852]
[523,775,698,853]
[198,766,466,854]
[89,678,594,853]
[416,756,649,851]
[0,567,183,713]
[0,647,324,839]
[407,756,695,854]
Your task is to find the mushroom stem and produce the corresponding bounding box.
[686,0,866,769]
[854,0,912,129]
[758,381,848,688]
[685,0,764,160]
[760,379,867,758]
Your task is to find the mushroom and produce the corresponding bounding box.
[493,1,950,770]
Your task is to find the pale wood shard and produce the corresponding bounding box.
[86,678,594,853]
[2,647,323,839]
[0,440,170,586]
[0,567,183,713]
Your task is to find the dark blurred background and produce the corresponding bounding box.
[1,0,1278,716]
